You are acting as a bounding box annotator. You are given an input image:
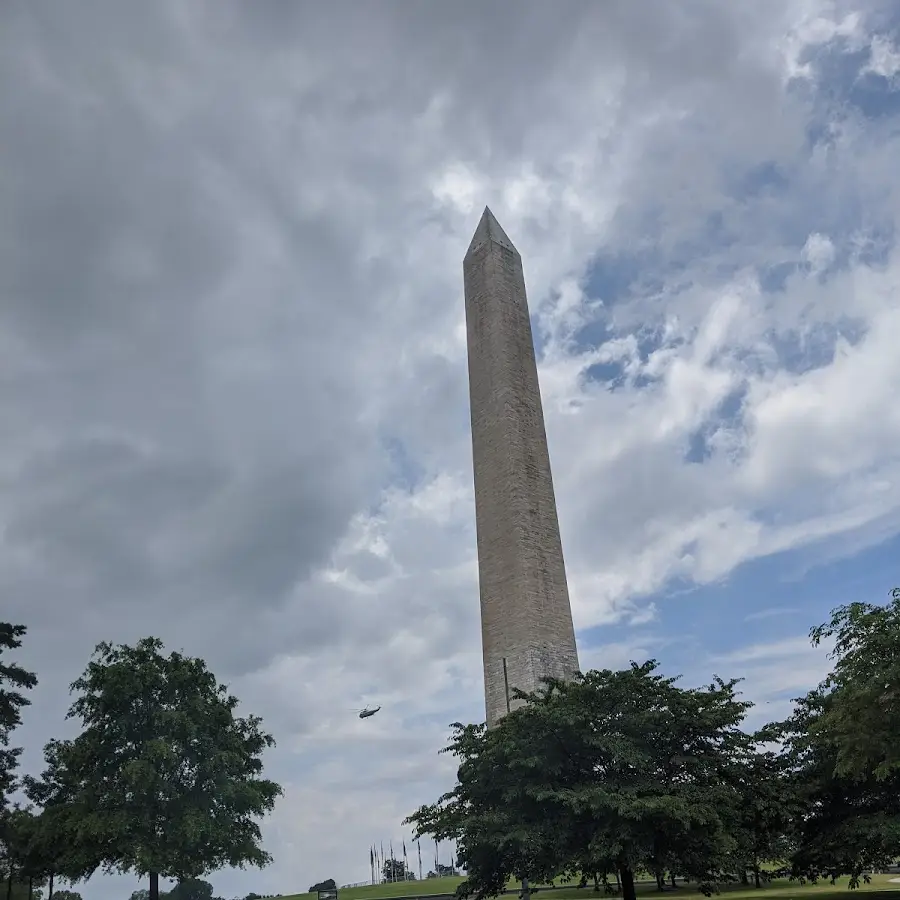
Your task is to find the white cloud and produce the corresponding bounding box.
[706,634,834,728]
[801,232,836,273]
[863,34,900,80]
[744,607,802,622]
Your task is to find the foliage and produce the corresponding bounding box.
[776,687,900,885]
[381,859,408,883]
[0,624,38,812]
[21,741,107,884]
[808,588,900,782]
[407,662,752,900]
[308,880,336,893]
[727,736,801,887]
[759,588,900,885]
[169,880,216,900]
[51,891,83,900]
[29,637,282,899]
[1,806,37,895]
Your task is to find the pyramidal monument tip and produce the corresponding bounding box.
[465,205,518,258]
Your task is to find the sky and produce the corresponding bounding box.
[2,0,900,897]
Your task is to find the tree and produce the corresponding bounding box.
[21,743,106,890]
[808,588,900,782]
[0,624,38,812]
[51,892,82,900]
[307,881,335,893]
[764,591,900,885]
[407,717,563,899]
[775,687,900,884]
[381,859,407,883]
[169,880,214,900]
[35,638,282,900]
[726,736,797,888]
[407,662,751,900]
[1,806,33,900]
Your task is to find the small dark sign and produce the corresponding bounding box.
[317,890,338,900]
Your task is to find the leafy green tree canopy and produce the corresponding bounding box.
[809,587,900,782]
[169,879,215,900]
[727,737,799,888]
[407,662,752,900]
[775,686,900,885]
[770,593,900,886]
[0,624,38,811]
[34,637,282,900]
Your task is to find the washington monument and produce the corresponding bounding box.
[463,206,580,728]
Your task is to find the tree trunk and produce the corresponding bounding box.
[740,871,749,886]
[593,874,601,893]
[150,872,159,900]
[28,876,33,900]
[615,871,621,893]
[619,867,636,900]
[655,872,665,892]
[521,877,531,900]
[670,874,677,889]
[49,874,54,900]
[754,866,761,889]
[6,870,13,900]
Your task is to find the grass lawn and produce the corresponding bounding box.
[280,875,900,900]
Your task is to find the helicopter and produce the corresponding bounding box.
[355,706,381,719]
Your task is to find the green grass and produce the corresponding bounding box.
[280,875,900,900]
[281,878,465,900]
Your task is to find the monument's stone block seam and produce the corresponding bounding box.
[463,208,579,728]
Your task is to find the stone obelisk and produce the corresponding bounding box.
[463,206,580,728]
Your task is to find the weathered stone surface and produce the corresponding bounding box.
[463,206,580,728]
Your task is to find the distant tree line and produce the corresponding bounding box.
[0,630,283,900]
[407,590,900,900]
[128,879,283,900]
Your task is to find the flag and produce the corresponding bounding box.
[381,841,385,882]
[418,838,423,880]
[370,846,375,884]
[390,840,395,882]
[403,839,409,881]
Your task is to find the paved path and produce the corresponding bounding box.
[889,878,900,883]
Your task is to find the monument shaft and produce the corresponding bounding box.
[463,207,579,728]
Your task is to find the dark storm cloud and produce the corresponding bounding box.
[0,0,395,682]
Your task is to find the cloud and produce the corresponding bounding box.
[743,607,803,622]
[707,634,835,727]
[2,0,900,897]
